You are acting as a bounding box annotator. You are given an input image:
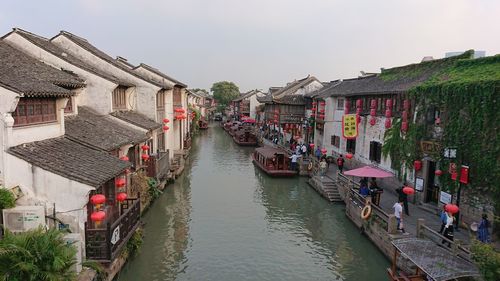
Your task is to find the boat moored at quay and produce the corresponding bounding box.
[252,146,298,177]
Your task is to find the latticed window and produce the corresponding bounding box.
[12,98,57,126]
[156,91,165,122]
[331,135,340,148]
[112,86,127,110]
[337,99,344,110]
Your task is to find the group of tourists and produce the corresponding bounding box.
[359,177,382,206]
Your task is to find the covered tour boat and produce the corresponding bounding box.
[233,129,258,146]
[252,146,298,177]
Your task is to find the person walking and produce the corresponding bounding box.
[301,143,307,156]
[393,199,406,234]
[336,155,345,173]
[442,212,455,247]
[315,147,321,160]
[477,214,490,243]
[319,158,327,178]
[396,186,409,216]
[369,177,380,206]
[438,205,447,234]
[289,152,301,171]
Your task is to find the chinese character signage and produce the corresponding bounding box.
[459,165,469,184]
[449,162,458,181]
[342,114,358,139]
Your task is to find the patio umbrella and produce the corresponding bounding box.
[343,166,393,178]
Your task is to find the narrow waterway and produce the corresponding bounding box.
[117,125,389,281]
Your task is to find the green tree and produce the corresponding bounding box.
[0,188,15,209]
[210,81,239,107]
[0,228,77,281]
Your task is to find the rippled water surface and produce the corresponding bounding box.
[117,125,389,281]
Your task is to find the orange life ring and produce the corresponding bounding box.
[307,162,313,171]
[361,205,372,220]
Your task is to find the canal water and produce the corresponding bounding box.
[117,125,389,281]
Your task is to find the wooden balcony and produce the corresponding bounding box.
[146,151,170,181]
[85,197,141,263]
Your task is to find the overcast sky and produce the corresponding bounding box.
[1,0,499,92]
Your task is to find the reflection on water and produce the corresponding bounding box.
[117,125,389,281]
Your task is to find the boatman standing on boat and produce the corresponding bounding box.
[289,152,302,171]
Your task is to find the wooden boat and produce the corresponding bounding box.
[252,146,298,177]
[233,130,258,146]
[198,119,209,130]
[223,121,239,132]
[228,124,242,136]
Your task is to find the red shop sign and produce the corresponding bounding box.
[459,165,469,184]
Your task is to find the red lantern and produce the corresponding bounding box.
[163,125,170,131]
[141,154,150,161]
[369,118,376,126]
[402,111,409,121]
[90,211,106,224]
[344,100,350,114]
[385,118,392,129]
[321,148,327,154]
[312,107,316,112]
[356,99,363,108]
[320,109,325,113]
[320,101,326,106]
[445,204,459,214]
[385,109,392,118]
[356,108,362,115]
[459,165,469,184]
[401,121,408,132]
[402,186,415,195]
[115,178,126,188]
[174,108,185,113]
[309,143,315,148]
[119,156,129,161]
[141,145,150,151]
[370,99,377,108]
[345,153,353,159]
[319,114,325,119]
[414,160,422,171]
[370,109,376,116]
[90,194,106,205]
[386,99,393,109]
[163,118,170,123]
[435,169,443,176]
[117,192,128,202]
[312,101,317,106]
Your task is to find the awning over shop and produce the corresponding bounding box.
[392,238,480,281]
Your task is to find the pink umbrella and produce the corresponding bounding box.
[243,118,256,124]
[343,166,393,178]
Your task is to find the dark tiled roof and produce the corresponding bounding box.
[55,31,170,89]
[321,54,468,98]
[274,95,306,105]
[306,80,341,98]
[135,63,187,88]
[233,90,260,102]
[8,137,130,187]
[256,93,273,104]
[0,42,84,97]
[111,110,162,130]
[8,28,133,87]
[65,107,148,151]
[273,76,320,99]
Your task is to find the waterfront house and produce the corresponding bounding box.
[232,90,265,120]
[0,42,140,267]
[257,76,323,144]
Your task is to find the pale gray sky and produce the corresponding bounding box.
[1,0,499,92]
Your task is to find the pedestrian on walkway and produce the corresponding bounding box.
[442,212,455,247]
[396,186,409,216]
[369,177,380,206]
[393,199,406,233]
[439,205,447,234]
[289,152,301,171]
[315,147,321,160]
[301,143,307,156]
[477,214,490,243]
[336,154,345,173]
[295,143,302,155]
[319,158,327,178]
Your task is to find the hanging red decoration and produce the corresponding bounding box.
[386,99,393,109]
[459,165,469,184]
[309,143,315,148]
[319,114,325,119]
[370,109,376,116]
[445,204,459,214]
[174,108,185,113]
[401,121,408,132]
[414,160,422,171]
[115,178,126,187]
[90,194,106,205]
[321,148,327,154]
[119,156,129,161]
[312,101,317,106]
[345,153,353,159]
[163,118,170,123]
[403,99,410,110]
[385,118,392,129]
[369,118,376,126]
[385,109,392,118]
[116,192,128,202]
[90,211,106,223]
[141,145,150,151]
[141,154,150,161]
[320,109,325,113]
[163,125,170,131]
[435,169,443,176]
[370,99,377,108]
[402,111,409,121]
[344,100,351,114]
[356,99,363,108]
[402,186,415,195]
[320,101,326,106]
[312,107,316,112]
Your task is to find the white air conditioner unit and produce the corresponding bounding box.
[2,206,46,233]
[63,233,83,274]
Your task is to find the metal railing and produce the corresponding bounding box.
[419,223,472,261]
[85,197,141,262]
[146,150,170,181]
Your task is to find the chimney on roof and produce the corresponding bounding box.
[421,56,434,62]
[116,56,128,62]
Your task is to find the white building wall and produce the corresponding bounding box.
[3,33,117,115]
[51,35,161,120]
[0,86,20,185]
